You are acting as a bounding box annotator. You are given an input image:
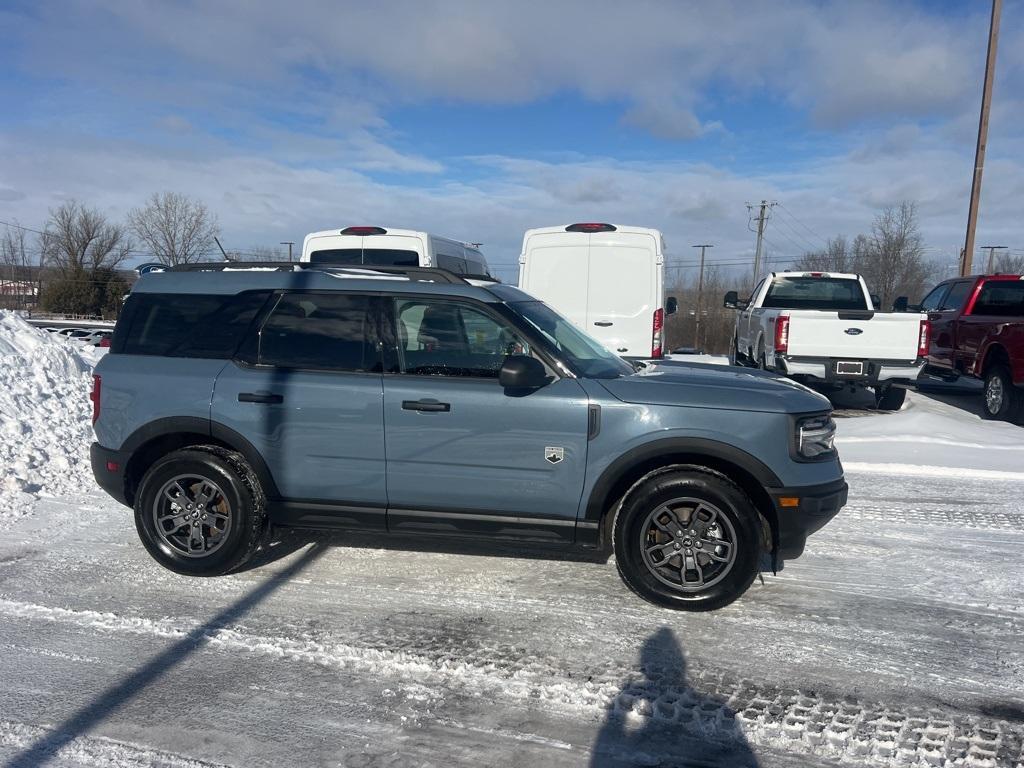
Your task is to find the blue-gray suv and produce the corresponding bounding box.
[90,264,847,610]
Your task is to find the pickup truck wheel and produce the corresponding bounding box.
[874,385,906,411]
[983,365,1021,422]
[134,446,267,576]
[612,468,760,611]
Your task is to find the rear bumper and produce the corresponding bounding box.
[769,476,848,560]
[779,356,923,385]
[90,442,130,506]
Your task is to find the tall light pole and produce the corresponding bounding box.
[962,0,1003,276]
[692,244,713,350]
[280,241,295,262]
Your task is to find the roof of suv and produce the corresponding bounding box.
[129,264,532,303]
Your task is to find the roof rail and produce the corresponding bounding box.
[169,262,471,285]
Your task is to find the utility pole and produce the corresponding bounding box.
[982,245,1007,273]
[214,236,230,261]
[746,200,777,288]
[962,0,1003,276]
[280,241,295,262]
[692,244,713,350]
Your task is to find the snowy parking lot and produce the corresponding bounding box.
[1,315,1022,767]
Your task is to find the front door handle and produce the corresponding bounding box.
[594,321,613,327]
[402,399,451,413]
[238,392,284,404]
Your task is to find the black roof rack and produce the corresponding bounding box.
[169,262,472,285]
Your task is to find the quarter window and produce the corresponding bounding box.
[394,298,530,378]
[258,293,381,372]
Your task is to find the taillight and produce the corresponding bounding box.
[918,319,929,358]
[565,222,617,233]
[774,315,790,354]
[90,375,101,425]
[651,308,664,358]
[340,226,387,235]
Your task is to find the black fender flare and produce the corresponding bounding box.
[581,437,782,529]
[120,417,281,500]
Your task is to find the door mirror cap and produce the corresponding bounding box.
[499,355,549,390]
[723,290,748,310]
[665,296,678,315]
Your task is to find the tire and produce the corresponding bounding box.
[134,445,267,576]
[982,365,1022,422]
[612,467,761,611]
[728,335,739,366]
[874,385,907,411]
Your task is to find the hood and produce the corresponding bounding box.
[598,360,831,414]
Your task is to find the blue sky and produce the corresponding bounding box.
[1,0,1023,283]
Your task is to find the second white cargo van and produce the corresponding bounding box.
[301,226,491,277]
[518,223,676,359]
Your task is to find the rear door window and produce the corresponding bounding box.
[939,281,973,311]
[971,281,1024,316]
[258,293,382,372]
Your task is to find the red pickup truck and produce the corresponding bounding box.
[911,275,1024,422]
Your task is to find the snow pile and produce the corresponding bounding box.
[0,311,95,523]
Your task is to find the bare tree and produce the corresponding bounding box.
[858,202,933,308]
[128,192,220,265]
[994,252,1024,274]
[41,200,131,273]
[793,236,854,273]
[0,224,34,310]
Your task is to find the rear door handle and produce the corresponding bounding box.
[402,399,450,412]
[594,321,613,327]
[238,392,283,404]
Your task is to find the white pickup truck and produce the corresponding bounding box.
[724,272,929,410]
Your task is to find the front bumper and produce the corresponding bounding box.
[90,442,130,506]
[769,477,848,560]
[779,356,923,385]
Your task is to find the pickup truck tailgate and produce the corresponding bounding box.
[787,312,921,360]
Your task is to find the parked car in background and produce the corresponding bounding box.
[901,274,1024,422]
[518,223,677,360]
[301,226,491,277]
[90,262,846,611]
[725,271,928,410]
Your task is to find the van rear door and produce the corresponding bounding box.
[586,231,658,357]
[519,235,590,332]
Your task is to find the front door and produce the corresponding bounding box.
[382,296,590,544]
[212,291,388,529]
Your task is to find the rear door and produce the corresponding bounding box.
[211,291,389,529]
[520,234,590,331]
[586,231,658,357]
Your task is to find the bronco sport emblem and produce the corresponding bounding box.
[545,447,564,464]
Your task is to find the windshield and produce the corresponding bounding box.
[510,301,634,379]
[310,248,419,267]
[762,277,868,311]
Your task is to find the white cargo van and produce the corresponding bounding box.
[518,223,676,359]
[301,226,491,277]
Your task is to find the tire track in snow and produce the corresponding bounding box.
[0,720,234,768]
[4,598,1022,767]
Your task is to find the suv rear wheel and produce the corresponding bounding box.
[612,467,760,611]
[134,446,266,575]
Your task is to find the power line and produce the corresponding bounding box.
[775,202,830,249]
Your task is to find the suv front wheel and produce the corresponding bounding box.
[612,467,760,611]
[134,446,267,576]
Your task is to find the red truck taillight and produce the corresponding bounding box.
[90,375,101,425]
[774,315,790,354]
[918,319,930,358]
[651,308,664,358]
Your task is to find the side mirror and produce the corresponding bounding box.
[723,290,739,309]
[870,294,881,309]
[499,355,549,390]
[892,296,909,313]
[665,296,678,315]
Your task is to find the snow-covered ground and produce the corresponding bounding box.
[0,312,1022,767]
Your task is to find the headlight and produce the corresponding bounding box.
[796,414,836,459]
